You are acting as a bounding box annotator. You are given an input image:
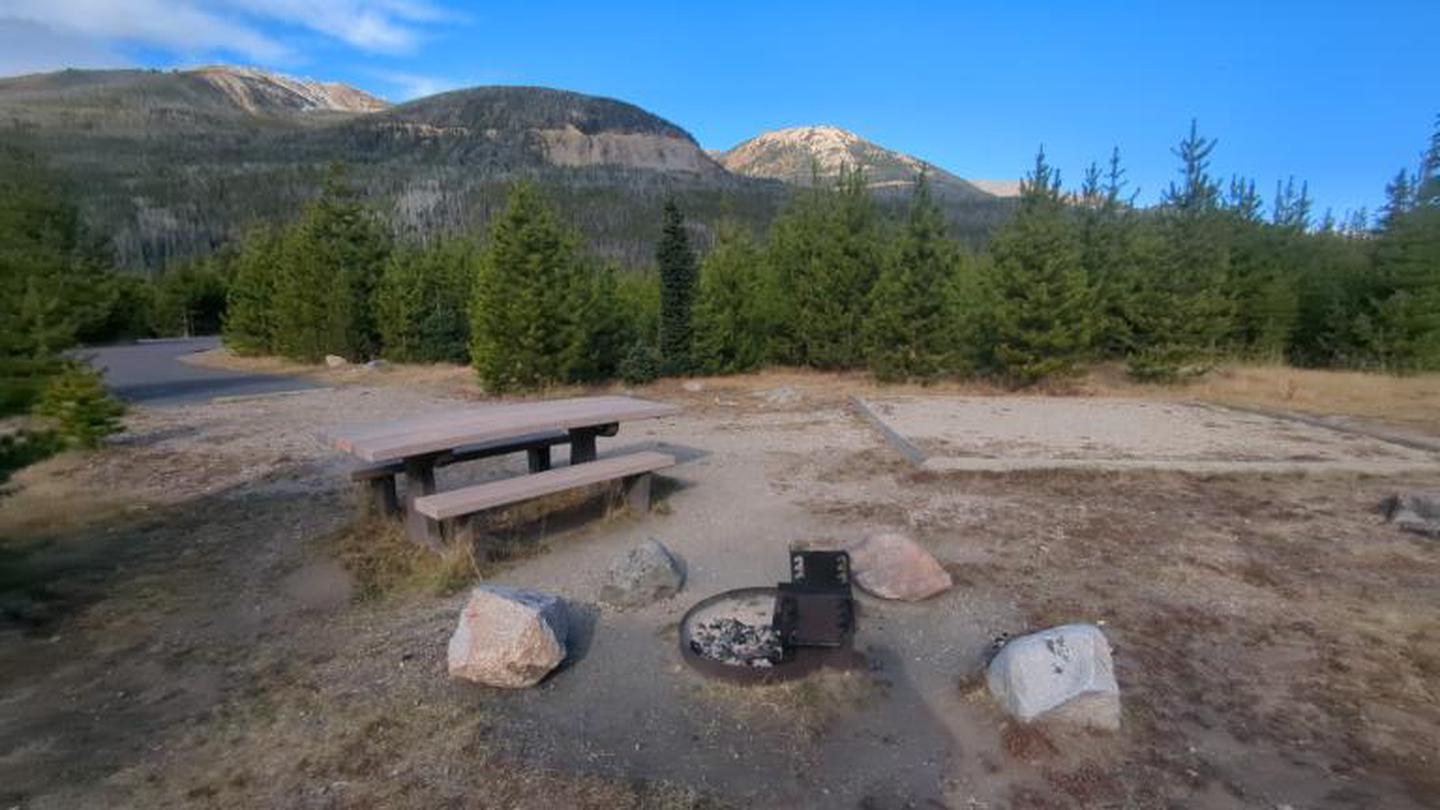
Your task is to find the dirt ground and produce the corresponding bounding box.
[2,364,1439,808]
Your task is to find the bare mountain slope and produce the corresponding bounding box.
[717,125,992,201]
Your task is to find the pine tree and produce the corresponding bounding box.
[469,182,588,391]
[768,166,886,369]
[973,148,1093,385]
[271,167,390,362]
[693,225,776,374]
[863,174,963,382]
[1077,147,1144,357]
[567,259,634,383]
[1127,121,1235,381]
[223,225,283,355]
[1371,114,1440,370]
[375,239,474,363]
[656,199,698,374]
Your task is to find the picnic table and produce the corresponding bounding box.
[323,395,682,546]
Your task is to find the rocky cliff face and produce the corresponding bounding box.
[189,66,389,115]
[717,125,992,201]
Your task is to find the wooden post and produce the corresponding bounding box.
[403,453,442,549]
[568,428,598,464]
[527,445,552,472]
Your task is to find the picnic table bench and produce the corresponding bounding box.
[323,395,682,547]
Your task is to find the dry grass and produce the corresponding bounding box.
[691,670,884,743]
[325,514,479,599]
[1075,362,1440,433]
[106,667,723,809]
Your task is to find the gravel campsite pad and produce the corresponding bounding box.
[3,372,1440,808]
[862,395,1440,470]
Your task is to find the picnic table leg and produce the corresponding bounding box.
[623,472,653,513]
[403,453,443,549]
[568,428,598,464]
[368,475,400,517]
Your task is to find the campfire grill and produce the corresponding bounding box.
[678,550,861,684]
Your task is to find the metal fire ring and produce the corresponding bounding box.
[678,586,833,685]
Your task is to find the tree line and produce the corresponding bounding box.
[221,117,1440,388]
[4,116,1438,419]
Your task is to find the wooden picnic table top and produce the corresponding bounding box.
[323,395,681,464]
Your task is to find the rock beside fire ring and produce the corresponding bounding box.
[448,585,568,688]
[600,538,685,608]
[987,624,1121,731]
[848,532,952,601]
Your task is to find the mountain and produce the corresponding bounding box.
[971,179,1022,198]
[716,125,992,202]
[188,66,390,115]
[0,69,1005,269]
[0,68,775,267]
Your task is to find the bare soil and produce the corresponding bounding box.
[2,367,1438,808]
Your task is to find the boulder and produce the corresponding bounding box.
[363,359,388,371]
[681,380,705,393]
[848,532,952,601]
[447,586,568,688]
[324,354,349,369]
[1382,491,1440,537]
[600,538,684,608]
[987,624,1120,731]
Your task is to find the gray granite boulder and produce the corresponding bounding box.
[1382,491,1440,537]
[448,586,568,688]
[987,623,1121,731]
[600,538,684,608]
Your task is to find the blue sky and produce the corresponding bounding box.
[2,1,1436,217]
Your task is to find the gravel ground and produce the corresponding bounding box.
[2,378,1439,808]
[862,395,1440,472]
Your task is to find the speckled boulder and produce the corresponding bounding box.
[448,586,568,688]
[987,624,1120,731]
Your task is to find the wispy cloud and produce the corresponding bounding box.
[0,0,459,72]
[368,70,457,101]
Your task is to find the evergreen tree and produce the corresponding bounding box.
[154,258,228,337]
[768,166,886,369]
[1127,121,1235,381]
[656,200,698,374]
[469,182,588,391]
[0,147,94,413]
[375,239,474,363]
[863,174,963,382]
[272,166,390,362]
[223,225,284,355]
[567,260,634,383]
[1077,148,1144,357]
[693,225,776,374]
[973,148,1093,385]
[1371,114,1440,370]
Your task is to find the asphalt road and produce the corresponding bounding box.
[80,337,317,406]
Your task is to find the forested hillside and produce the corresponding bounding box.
[0,68,1005,271]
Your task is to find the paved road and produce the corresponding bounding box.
[80,337,317,406]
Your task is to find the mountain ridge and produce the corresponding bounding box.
[716,125,992,201]
[0,68,1010,269]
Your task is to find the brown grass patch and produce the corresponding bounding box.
[691,670,885,743]
[325,515,478,599]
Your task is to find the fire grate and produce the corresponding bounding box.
[678,550,861,684]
